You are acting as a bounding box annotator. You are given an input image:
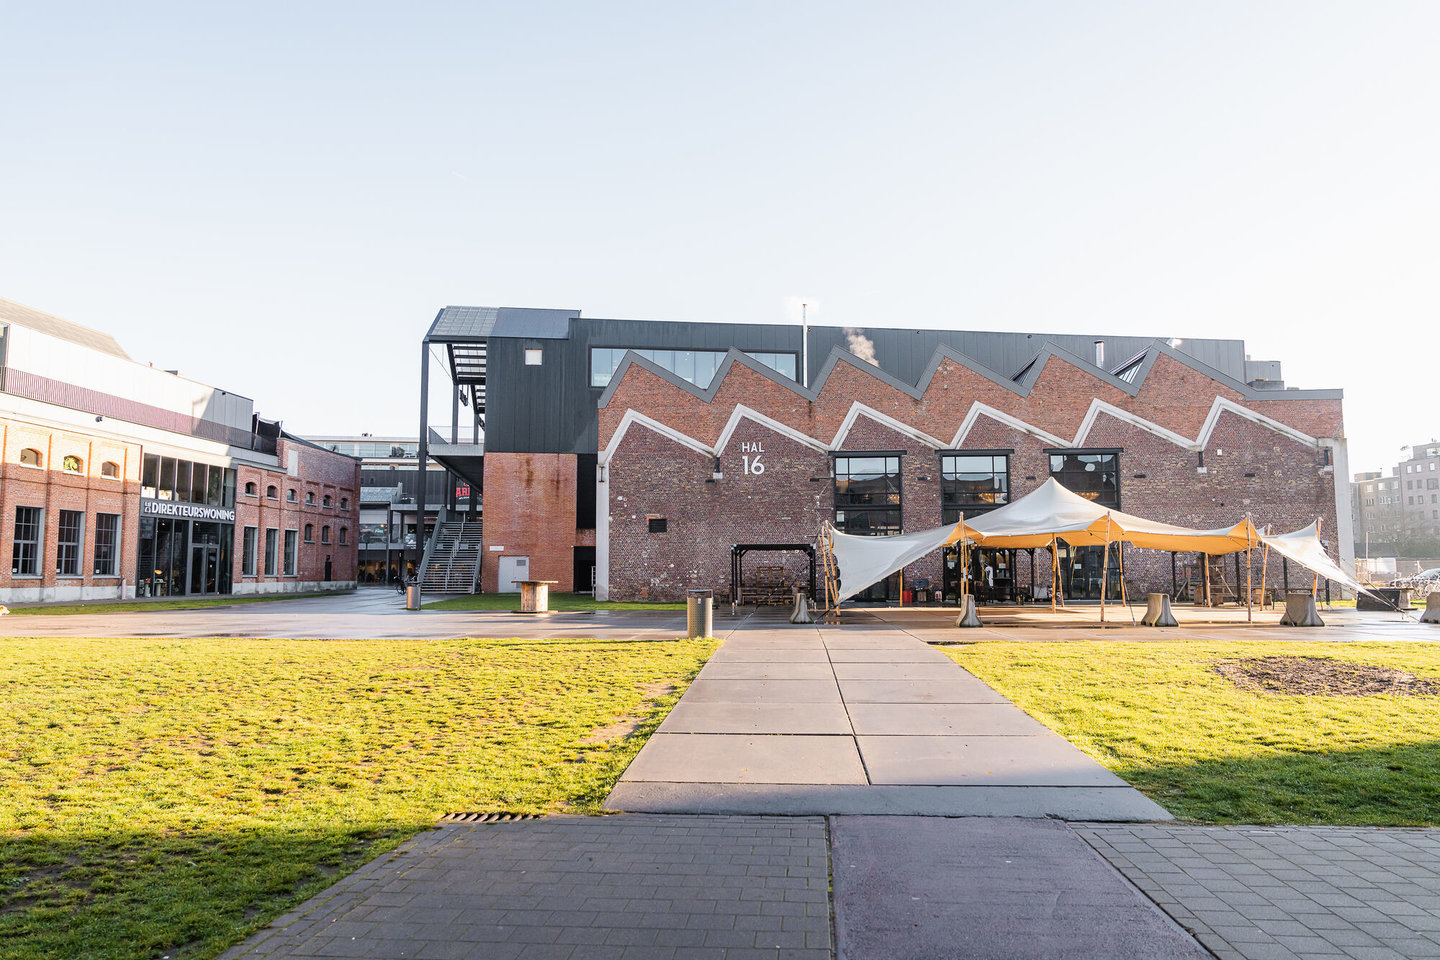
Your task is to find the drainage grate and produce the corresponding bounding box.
[439,811,542,824]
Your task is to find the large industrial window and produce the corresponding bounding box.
[12,506,42,575]
[283,530,298,576]
[589,347,798,389]
[1049,451,1120,507]
[264,528,279,576]
[833,455,902,536]
[242,527,258,577]
[941,454,1009,523]
[57,510,84,576]
[93,513,120,576]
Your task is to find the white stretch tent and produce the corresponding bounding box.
[1262,522,1373,598]
[826,479,1349,605]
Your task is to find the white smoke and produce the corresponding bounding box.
[844,327,878,365]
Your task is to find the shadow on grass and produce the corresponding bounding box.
[0,823,420,960]
[1117,740,1440,825]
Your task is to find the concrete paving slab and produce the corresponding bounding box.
[832,817,1210,960]
[697,659,837,680]
[680,678,841,702]
[621,733,868,784]
[605,783,1173,819]
[846,702,1055,736]
[826,646,956,663]
[858,734,1130,787]
[839,678,1009,703]
[704,645,834,663]
[657,700,854,734]
[832,660,972,680]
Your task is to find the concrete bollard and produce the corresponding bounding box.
[1280,592,1325,627]
[790,590,814,624]
[1142,592,1178,627]
[1421,593,1440,624]
[954,595,983,628]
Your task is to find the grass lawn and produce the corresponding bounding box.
[5,592,349,616]
[942,640,1440,825]
[427,592,686,612]
[0,634,717,960]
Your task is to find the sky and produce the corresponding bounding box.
[2,1,1437,475]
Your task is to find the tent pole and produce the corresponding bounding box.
[1260,544,1269,610]
[1202,554,1211,606]
[1100,516,1110,623]
[1118,541,1128,611]
[959,513,966,607]
[1049,538,1057,613]
[1170,550,1177,599]
[1245,518,1254,623]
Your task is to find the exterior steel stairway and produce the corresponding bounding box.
[419,519,483,593]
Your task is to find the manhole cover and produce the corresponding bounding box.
[438,812,543,823]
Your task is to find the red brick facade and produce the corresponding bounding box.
[480,452,593,593]
[599,352,1346,602]
[1,418,359,602]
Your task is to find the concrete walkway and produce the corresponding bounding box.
[605,618,1169,820]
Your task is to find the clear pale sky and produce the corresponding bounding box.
[3,2,1436,475]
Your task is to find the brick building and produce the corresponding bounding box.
[1,297,359,603]
[418,307,1349,603]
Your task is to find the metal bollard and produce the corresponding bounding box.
[406,584,421,611]
[686,588,714,638]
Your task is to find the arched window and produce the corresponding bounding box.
[244,481,258,495]
[305,491,315,505]
[321,525,331,544]
[19,448,42,467]
[266,485,278,499]
[339,527,348,545]
[340,497,349,510]
[62,455,83,473]
[304,523,314,542]
[323,495,332,507]
[287,489,297,502]
[101,461,120,479]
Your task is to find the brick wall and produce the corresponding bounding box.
[599,353,1346,602]
[481,452,584,593]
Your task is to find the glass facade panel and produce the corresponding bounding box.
[12,506,42,576]
[176,461,192,505]
[242,527,257,576]
[833,455,903,599]
[207,466,223,505]
[159,457,176,500]
[590,347,799,389]
[1048,452,1120,507]
[941,454,1009,524]
[142,454,159,498]
[284,530,298,576]
[264,529,279,575]
[93,513,119,576]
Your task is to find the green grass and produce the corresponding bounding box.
[427,592,686,612]
[0,634,717,960]
[942,640,1440,825]
[5,592,349,616]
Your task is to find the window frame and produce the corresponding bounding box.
[940,451,1011,523]
[12,505,43,576]
[831,452,904,537]
[264,528,279,576]
[1047,448,1121,508]
[56,509,84,577]
[19,448,42,468]
[283,530,298,576]
[242,526,258,577]
[93,513,120,576]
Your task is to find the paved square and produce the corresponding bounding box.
[220,815,832,960]
[1079,824,1440,960]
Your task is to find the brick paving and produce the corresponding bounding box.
[1079,824,1440,960]
[219,814,831,960]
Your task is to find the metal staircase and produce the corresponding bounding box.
[419,519,484,593]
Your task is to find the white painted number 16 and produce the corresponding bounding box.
[742,454,765,475]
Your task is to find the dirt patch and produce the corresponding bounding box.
[579,682,680,745]
[1214,656,1440,697]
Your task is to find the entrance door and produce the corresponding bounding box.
[1055,544,1122,601]
[497,555,529,593]
[190,545,220,595]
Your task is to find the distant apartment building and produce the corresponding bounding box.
[1351,441,1440,555]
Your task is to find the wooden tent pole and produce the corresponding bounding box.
[1100,516,1110,622]
[959,513,967,606]
[1261,543,1269,609]
[1050,537,1057,613]
[1245,516,1254,623]
[1118,540,1129,610]
[1203,553,1211,606]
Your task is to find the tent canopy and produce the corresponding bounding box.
[826,478,1343,605]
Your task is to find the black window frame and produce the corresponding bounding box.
[1047,448,1121,508]
[283,530,298,576]
[832,452,904,537]
[56,509,84,576]
[93,513,120,576]
[940,450,1011,524]
[264,528,279,576]
[12,505,43,576]
[242,526,258,577]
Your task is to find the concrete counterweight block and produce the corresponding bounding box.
[1422,593,1440,624]
[1142,592,1178,627]
[790,590,814,624]
[955,595,983,628]
[1280,591,1325,627]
